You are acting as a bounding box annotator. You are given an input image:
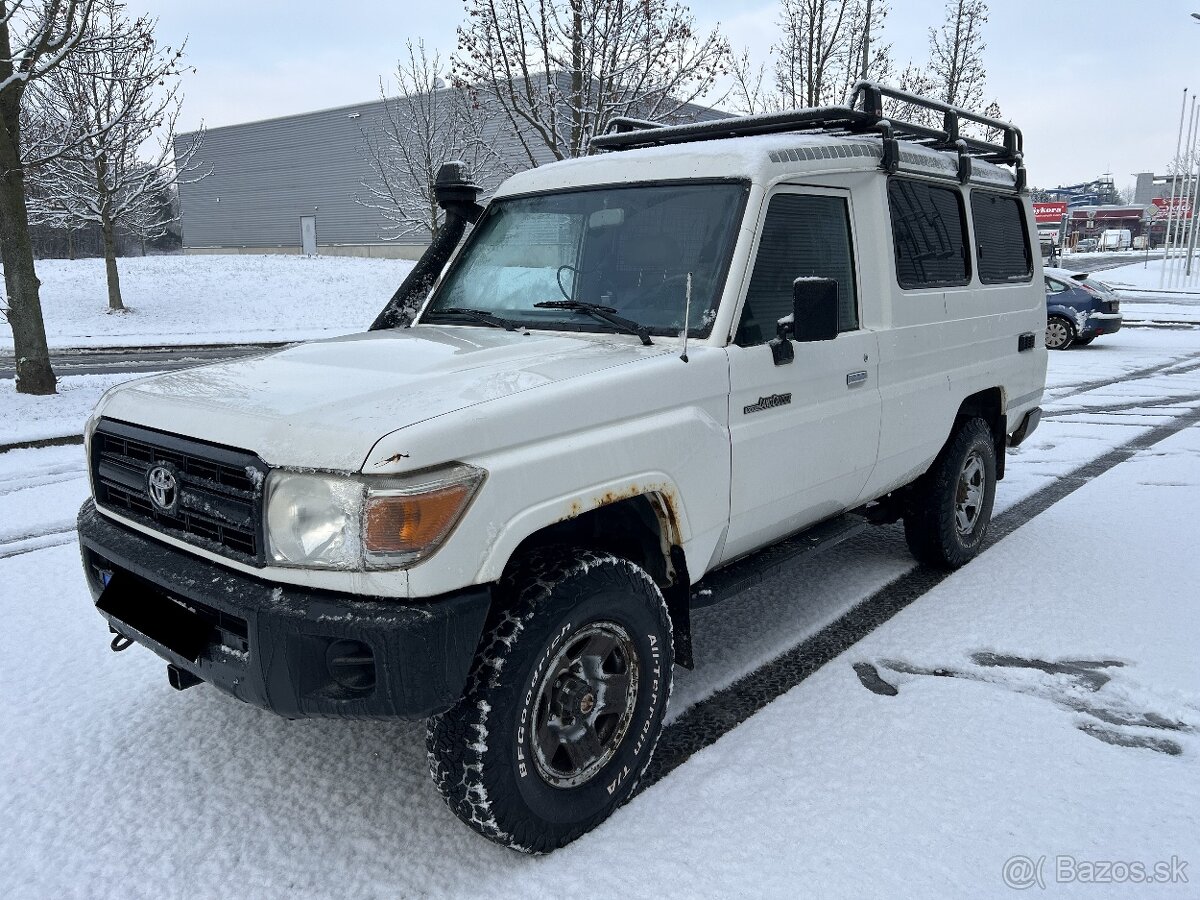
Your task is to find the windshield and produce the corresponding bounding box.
[423,181,747,337]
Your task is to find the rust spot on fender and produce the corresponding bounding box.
[554,483,682,538]
[374,452,410,467]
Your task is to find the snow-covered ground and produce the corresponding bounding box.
[1092,259,1200,328]
[0,372,142,447]
[1,254,414,351]
[2,315,1199,897]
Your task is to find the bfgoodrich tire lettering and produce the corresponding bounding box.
[426,549,673,853]
[903,417,997,569]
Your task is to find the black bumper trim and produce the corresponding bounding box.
[78,501,492,719]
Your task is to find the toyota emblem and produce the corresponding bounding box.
[146,464,179,513]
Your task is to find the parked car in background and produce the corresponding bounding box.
[1074,238,1098,253]
[1044,267,1123,349]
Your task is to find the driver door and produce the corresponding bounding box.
[722,187,881,563]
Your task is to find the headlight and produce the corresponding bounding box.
[265,465,484,570]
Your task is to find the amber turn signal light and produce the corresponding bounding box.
[363,482,477,557]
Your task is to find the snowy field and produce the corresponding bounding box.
[2,320,1199,896]
[0,254,415,351]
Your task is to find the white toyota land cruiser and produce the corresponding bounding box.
[79,84,1047,852]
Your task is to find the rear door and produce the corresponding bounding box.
[723,187,881,563]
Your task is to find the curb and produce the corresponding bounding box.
[0,435,84,454]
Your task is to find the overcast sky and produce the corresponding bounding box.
[141,0,1200,190]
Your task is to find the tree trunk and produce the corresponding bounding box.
[67,229,76,260]
[0,137,56,394]
[100,213,125,311]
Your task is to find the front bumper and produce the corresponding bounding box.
[78,501,491,719]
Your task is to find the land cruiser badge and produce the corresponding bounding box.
[743,393,792,415]
[146,464,179,513]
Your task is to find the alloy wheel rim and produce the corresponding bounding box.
[532,621,640,789]
[955,451,985,536]
[1046,320,1069,349]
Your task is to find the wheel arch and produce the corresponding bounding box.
[497,490,695,668]
[955,387,1007,480]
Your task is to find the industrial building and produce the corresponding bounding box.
[173,83,723,258]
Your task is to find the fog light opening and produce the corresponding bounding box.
[326,639,376,692]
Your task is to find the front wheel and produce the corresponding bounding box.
[904,418,997,569]
[427,549,673,853]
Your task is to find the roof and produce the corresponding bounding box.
[494,131,1018,198]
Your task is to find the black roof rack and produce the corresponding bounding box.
[590,81,1026,191]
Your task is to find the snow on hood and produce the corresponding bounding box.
[98,326,666,471]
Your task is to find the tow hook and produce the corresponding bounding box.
[167,665,203,691]
[110,633,134,652]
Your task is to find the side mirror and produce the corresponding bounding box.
[792,277,839,342]
[769,314,795,365]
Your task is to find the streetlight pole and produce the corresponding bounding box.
[1161,88,1189,286]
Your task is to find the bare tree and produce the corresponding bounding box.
[896,0,1000,134]
[454,0,729,163]
[26,0,203,312]
[774,0,856,108]
[728,47,778,115]
[358,39,508,241]
[1,0,97,396]
[740,0,890,116]
[834,0,892,103]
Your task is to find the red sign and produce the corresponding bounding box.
[1033,202,1068,224]
[1152,197,1192,220]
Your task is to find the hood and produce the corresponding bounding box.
[99,326,667,471]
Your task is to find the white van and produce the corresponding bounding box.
[79,82,1047,852]
[1099,228,1132,251]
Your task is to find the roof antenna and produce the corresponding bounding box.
[680,272,693,363]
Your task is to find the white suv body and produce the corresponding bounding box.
[80,85,1047,853]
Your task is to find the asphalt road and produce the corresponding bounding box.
[0,343,288,380]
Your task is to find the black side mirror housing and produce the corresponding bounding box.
[792,277,840,342]
[768,277,840,366]
[769,316,794,365]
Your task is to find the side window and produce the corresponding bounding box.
[887,179,970,288]
[971,191,1032,283]
[1045,276,1066,294]
[735,193,859,347]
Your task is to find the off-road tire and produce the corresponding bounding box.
[1045,315,1075,350]
[426,549,673,853]
[903,417,997,569]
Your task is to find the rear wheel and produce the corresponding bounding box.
[1046,315,1075,350]
[427,549,673,853]
[1073,335,1095,347]
[904,418,997,569]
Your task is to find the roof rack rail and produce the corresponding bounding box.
[589,81,1026,191]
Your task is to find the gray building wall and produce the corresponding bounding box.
[174,84,725,256]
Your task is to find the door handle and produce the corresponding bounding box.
[846,370,868,388]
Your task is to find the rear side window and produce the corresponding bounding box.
[971,191,1032,283]
[736,193,859,346]
[887,179,970,288]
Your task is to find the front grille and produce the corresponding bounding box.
[92,419,267,565]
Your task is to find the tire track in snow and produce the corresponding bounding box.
[637,404,1200,794]
[1046,352,1200,403]
[0,527,77,560]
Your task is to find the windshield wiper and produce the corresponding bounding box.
[432,307,522,332]
[533,300,653,346]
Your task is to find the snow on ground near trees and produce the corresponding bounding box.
[0,254,415,351]
[0,372,153,446]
